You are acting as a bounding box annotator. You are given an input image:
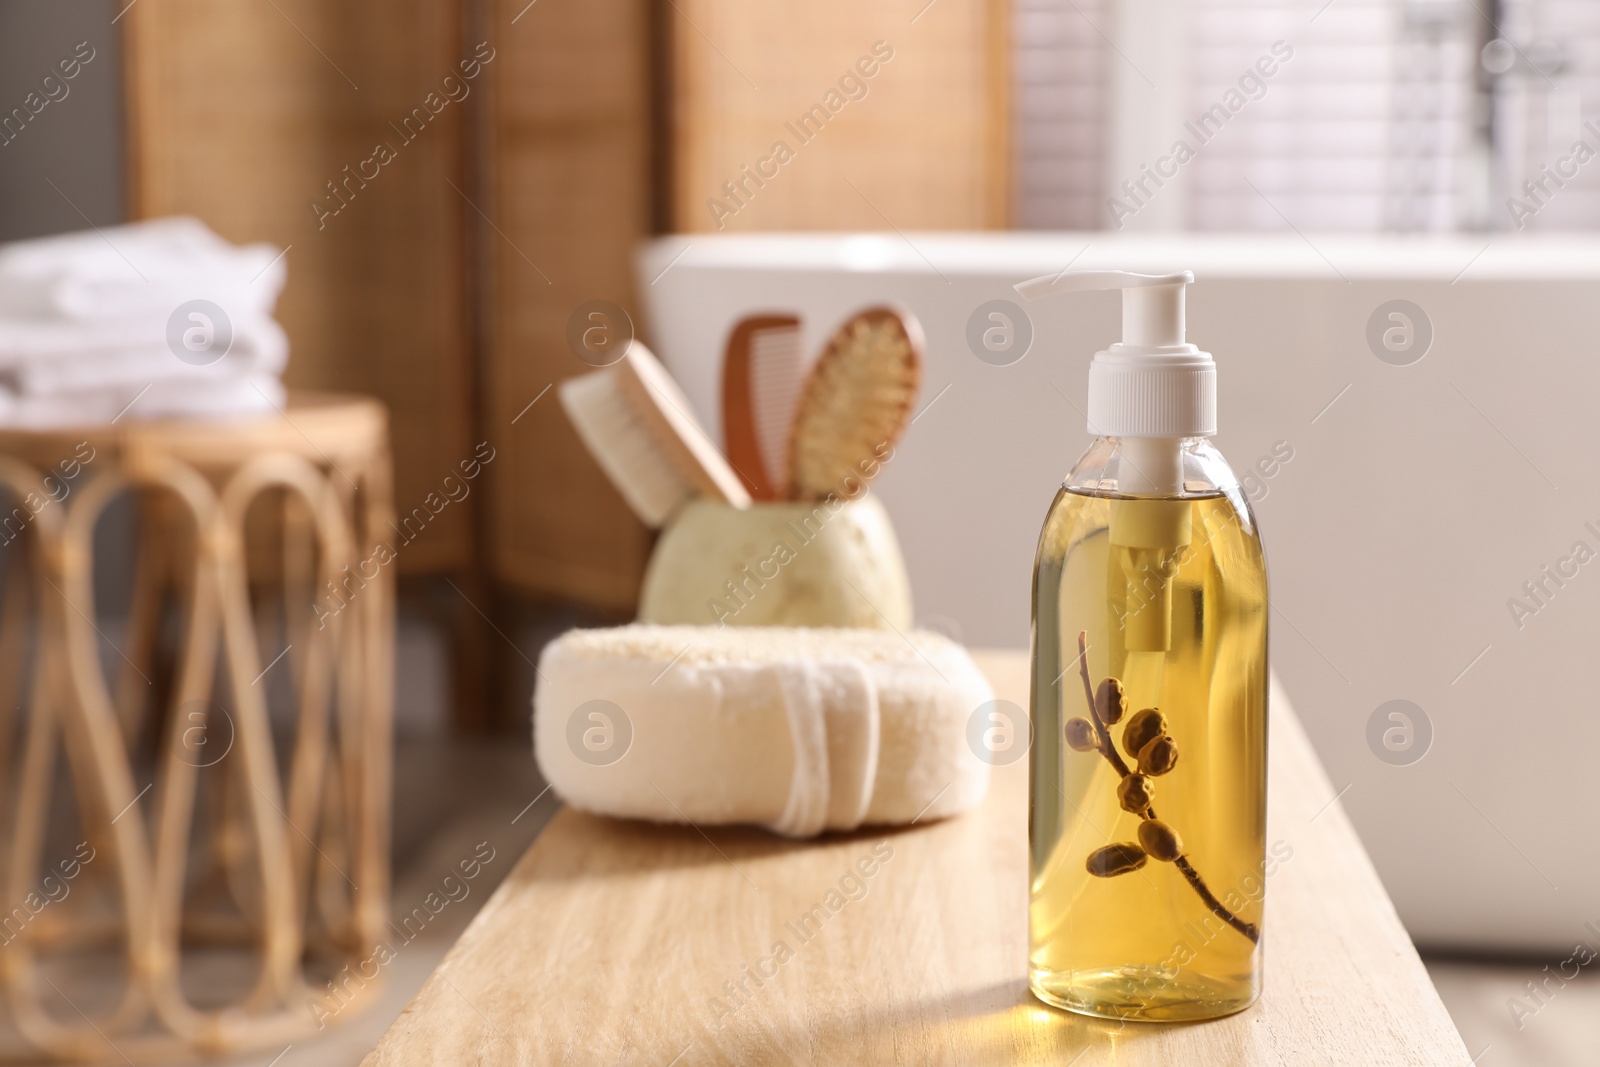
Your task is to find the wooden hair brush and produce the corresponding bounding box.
[786,306,922,501]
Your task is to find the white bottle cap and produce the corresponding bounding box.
[1014,270,1215,440]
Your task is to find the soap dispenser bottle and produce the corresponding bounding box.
[1018,270,1268,1021]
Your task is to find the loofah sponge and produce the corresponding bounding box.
[533,625,992,837]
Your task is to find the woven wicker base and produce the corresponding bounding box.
[0,393,394,1063]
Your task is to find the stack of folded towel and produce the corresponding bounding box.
[0,217,289,428]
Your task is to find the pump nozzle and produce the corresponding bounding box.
[1011,268,1213,444]
[1017,270,1193,348]
[1016,268,1214,653]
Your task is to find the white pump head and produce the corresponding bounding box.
[1014,269,1215,440]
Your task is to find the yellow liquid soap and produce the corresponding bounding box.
[1029,487,1269,1021]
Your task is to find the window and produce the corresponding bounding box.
[1015,0,1598,232]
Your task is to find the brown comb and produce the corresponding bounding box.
[721,313,802,500]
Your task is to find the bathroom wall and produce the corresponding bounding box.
[0,2,137,613]
[0,1,124,242]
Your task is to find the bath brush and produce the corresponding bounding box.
[560,340,751,527]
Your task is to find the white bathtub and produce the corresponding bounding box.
[638,231,1600,952]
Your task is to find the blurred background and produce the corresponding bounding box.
[2,0,1599,1063]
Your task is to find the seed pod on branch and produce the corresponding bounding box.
[1086,842,1147,877]
[1122,708,1166,759]
[1137,734,1180,776]
[1117,774,1154,814]
[1065,717,1100,753]
[1095,677,1127,725]
[1138,819,1184,862]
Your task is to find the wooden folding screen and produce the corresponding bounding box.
[480,0,656,613]
[121,0,1008,635]
[666,0,1010,232]
[123,0,475,574]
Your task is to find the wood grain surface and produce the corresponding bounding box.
[478,0,655,612]
[364,652,1472,1066]
[668,0,1010,233]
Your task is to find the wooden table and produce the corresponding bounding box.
[365,653,1472,1066]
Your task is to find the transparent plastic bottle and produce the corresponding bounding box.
[1029,434,1268,1021]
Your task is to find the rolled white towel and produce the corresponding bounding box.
[0,216,284,322]
[0,375,284,429]
[533,624,994,838]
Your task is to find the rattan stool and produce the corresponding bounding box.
[0,393,394,1062]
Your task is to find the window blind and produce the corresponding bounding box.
[1013,0,1109,229]
[1015,0,1489,231]
[1493,0,1600,229]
